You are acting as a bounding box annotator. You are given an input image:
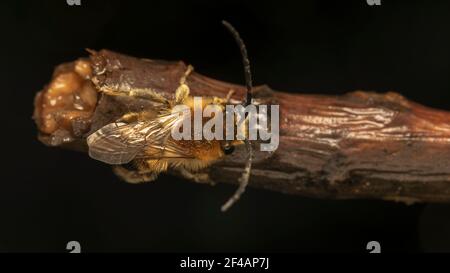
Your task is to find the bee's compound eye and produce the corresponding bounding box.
[223,145,235,155]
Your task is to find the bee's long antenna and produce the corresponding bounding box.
[221,20,254,212]
[221,139,253,212]
[222,20,252,106]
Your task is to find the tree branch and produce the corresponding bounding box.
[34,49,450,204]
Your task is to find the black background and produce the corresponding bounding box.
[1,0,450,252]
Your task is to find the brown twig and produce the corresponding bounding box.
[34,49,450,204]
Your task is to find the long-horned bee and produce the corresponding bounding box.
[87,21,254,211]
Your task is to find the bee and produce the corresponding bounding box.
[87,21,254,211]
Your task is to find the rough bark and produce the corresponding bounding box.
[34,49,450,204]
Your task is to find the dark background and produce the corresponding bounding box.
[1,0,450,252]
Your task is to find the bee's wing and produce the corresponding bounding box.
[87,121,160,165]
[88,107,196,164]
[136,138,195,159]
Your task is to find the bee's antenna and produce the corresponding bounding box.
[221,139,253,212]
[221,20,254,212]
[221,20,252,106]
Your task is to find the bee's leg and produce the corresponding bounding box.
[212,89,235,105]
[146,159,169,174]
[174,65,194,104]
[225,89,235,103]
[177,167,214,185]
[117,112,140,123]
[112,165,159,184]
[180,65,194,85]
[98,86,168,103]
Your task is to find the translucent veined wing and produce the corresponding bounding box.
[87,121,160,165]
[135,138,196,160]
[87,109,188,165]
